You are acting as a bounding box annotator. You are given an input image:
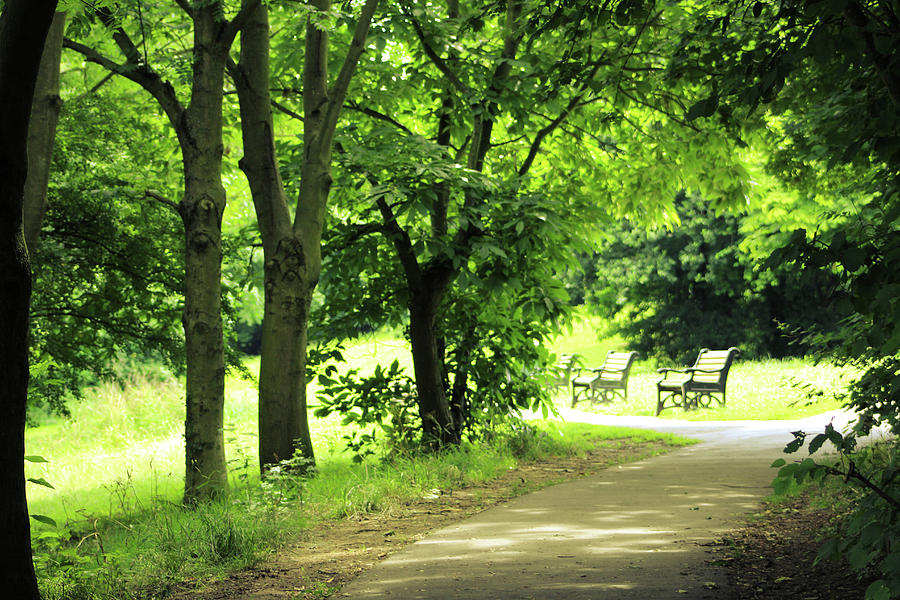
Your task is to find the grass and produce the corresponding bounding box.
[24,318,855,598]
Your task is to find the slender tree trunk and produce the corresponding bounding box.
[61,1,252,502]
[23,10,65,254]
[181,8,230,502]
[180,161,228,501]
[408,292,457,445]
[0,2,58,597]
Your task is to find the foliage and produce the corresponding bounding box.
[672,6,900,589]
[582,191,839,364]
[315,359,421,461]
[773,427,900,600]
[28,91,184,417]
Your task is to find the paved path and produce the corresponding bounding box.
[337,410,868,599]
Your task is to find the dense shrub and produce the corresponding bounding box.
[576,192,839,364]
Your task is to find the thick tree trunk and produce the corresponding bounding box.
[258,238,316,468]
[23,10,65,254]
[181,8,229,503]
[0,2,58,597]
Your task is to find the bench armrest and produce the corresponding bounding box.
[684,367,724,374]
[657,367,688,374]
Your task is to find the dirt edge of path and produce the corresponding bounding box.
[169,439,673,600]
[170,440,872,600]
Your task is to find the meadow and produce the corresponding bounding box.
[24,320,853,599]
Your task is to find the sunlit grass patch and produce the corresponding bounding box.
[553,357,852,420]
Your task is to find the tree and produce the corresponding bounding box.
[674,0,900,418]
[0,1,59,597]
[675,1,900,595]
[28,90,187,416]
[230,0,380,471]
[316,0,750,446]
[24,10,65,254]
[64,0,260,502]
[581,192,840,364]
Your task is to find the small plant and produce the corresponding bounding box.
[260,453,315,505]
[772,424,900,600]
[315,359,421,460]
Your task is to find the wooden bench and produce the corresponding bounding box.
[545,353,581,394]
[571,351,638,407]
[656,347,740,415]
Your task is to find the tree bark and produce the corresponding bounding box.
[234,1,317,471]
[234,0,379,471]
[408,291,457,445]
[0,1,59,597]
[23,10,65,254]
[180,4,230,502]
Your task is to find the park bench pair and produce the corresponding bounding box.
[564,347,740,415]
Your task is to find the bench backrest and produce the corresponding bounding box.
[599,351,638,381]
[691,347,740,384]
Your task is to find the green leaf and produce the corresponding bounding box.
[30,514,57,527]
[865,580,892,600]
[825,424,843,447]
[848,544,874,570]
[24,455,49,463]
[841,246,867,272]
[772,475,793,495]
[770,458,786,468]
[686,95,719,121]
[807,433,828,454]
[27,477,55,489]
[784,437,804,453]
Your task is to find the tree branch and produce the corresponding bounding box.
[345,100,412,134]
[224,0,263,46]
[401,1,470,95]
[144,190,182,215]
[321,0,381,148]
[376,196,423,290]
[173,0,194,19]
[272,99,304,122]
[347,222,387,242]
[64,33,185,129]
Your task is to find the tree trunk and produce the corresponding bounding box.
[234,0,379,470]
[0,2,58,597]
[180,166,228,501]
[23,10,65,254]
[408,294,457,445]
[233,1,316,471]
[180,8,230,503]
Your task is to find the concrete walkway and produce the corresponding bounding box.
[337,410,867,599]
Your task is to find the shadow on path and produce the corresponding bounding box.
[337,410,867,599]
